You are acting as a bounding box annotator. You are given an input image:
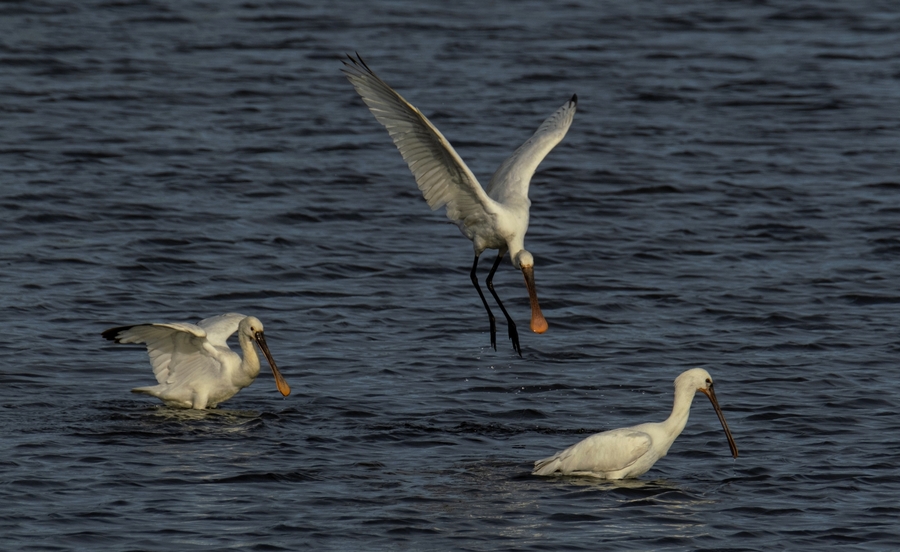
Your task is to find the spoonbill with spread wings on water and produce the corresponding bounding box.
[102,313,290,409]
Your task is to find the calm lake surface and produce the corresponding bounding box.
[2,1,900,550]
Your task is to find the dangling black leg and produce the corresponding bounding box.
[486,250,521,357]
[470,254,497,350]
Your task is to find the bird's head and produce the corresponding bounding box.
[240,316,265,340]
[514,250,548,334]
[675,367,714,393]
[513,250,534,270]
[240,316,291,397]
[676,368,738,459]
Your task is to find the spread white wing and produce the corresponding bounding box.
[103,322,225,385]
[197,313,246,348]
[486,96,577,204]
[342,54,500,231]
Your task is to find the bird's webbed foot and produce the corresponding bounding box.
[508,320,521,357]
[488,313,497,351]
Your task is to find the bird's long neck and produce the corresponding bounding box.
[238,333,262,379]
[660,385,697,446]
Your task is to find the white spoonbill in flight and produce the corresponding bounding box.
[532,368,738,479]
[102,313,291,409]
[342,53,577,356]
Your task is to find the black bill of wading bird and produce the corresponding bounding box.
[532,368,738,479]
[102,313,291,409]
[342,53,576,357]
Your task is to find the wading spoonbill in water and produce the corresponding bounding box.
[532,368,738,478]
[102,313,290,409]
[342,53,577,356]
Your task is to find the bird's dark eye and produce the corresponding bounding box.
[706,378,712,384]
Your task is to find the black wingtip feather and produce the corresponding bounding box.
[355,52,372,73]
[571,93,578,105]
[341,52,374,76]
[101,326,132,342]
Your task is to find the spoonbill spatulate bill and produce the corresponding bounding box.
[532,368,738,479]
[102,313,291,409]
[342,53,577,356]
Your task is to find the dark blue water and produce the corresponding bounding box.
[2,1,900,550]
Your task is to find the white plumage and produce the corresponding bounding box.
[533,368,738,479]
[102,313,290,409]
[342,53,576,356]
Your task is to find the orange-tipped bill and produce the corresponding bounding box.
[255,332,291,397]
[700,384,738,458]
[522,266,548,334]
